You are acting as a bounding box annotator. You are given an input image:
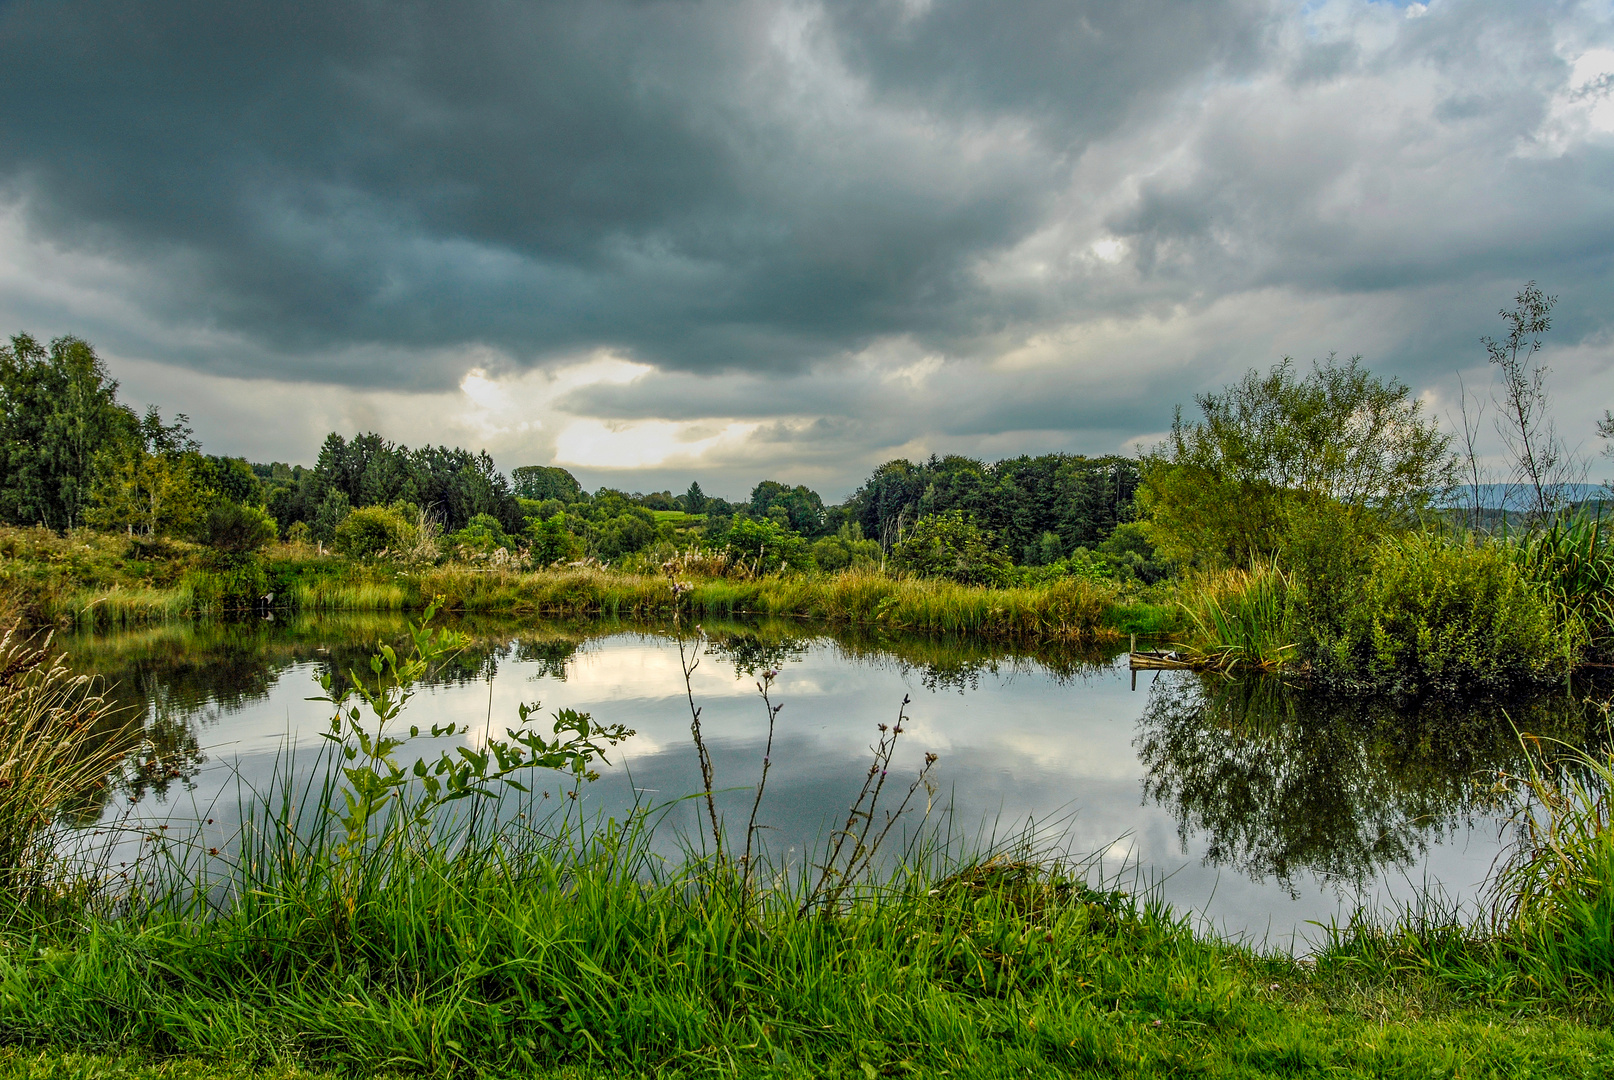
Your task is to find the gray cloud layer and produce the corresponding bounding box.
[1,0,1612,494]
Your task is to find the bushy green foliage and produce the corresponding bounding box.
[809,522,880,571]
[1311,532,1575,694]
[1015,548,1118,586]
[201,455,262,507]
[849,453,1139,558]
[523,512,579,566]
[890,510,1011,586]
[721,515,811,574]
[1097,522,1176,584]
[1143,355,1454,568]
[591,512,654,561]
[197,501,277,554]
[510,464,582,502]
[749,480,828,536]
[446,512,513,555]
[0,333,137,531]
[334,504,419,560]
[267,433,526,539]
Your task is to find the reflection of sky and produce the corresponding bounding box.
[92,632,1509,950]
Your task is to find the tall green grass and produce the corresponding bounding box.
[0,627,123,900]
[1516,509,1614,657]
[2,527,1136,644]
[1179,564,1298,672]
[1490,731,1614,985]
[3,627,1614,1075]
[285,566,1127,642]
[1310,725,1614,1014]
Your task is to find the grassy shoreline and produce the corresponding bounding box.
[0,582,1610,1076]
[8,846,1614,1079]
[0,526,1179,643]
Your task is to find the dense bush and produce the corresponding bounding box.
[196,500,276,555]
[810,523,881,572]
[593,513,655,561]
[1097,523,1175,584]
[890,511,1011,586]
[524,512,579,566]
[447,512,516,555]
[334,504,419,560]
[1309,532,1576,695]
[722,515,811,574]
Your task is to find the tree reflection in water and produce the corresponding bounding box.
[1134,671,1602,896]
[59,615,596,814]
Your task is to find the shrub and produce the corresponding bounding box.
[810,523,881,572]
[524,512,580,566]
[1014,548,1115,587]
[1097,522,1176,584]
[592,513,654,561]
[334,504,418,560]
[196,500,277,555]
[721,515,811,575]
[447,512,515,557]
[890,511,1011,586]
[1312,531,1575,695]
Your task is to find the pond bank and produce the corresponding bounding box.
[0,527,1179,643]
[6,608,1614,1077]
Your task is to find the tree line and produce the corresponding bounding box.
[0,330,1150,577]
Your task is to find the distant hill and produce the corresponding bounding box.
[1447,483,1608,510]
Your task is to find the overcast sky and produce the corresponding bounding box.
[2,0,1611,500]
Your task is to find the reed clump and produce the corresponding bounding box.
[0,627,123,901]
[1516,510,1614,659]
[1489,732,1614,986]
[1178,563,1298,673]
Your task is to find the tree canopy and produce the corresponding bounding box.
[845,453,1139,563]
[0,334,136,529]
[1142,355,1455,566]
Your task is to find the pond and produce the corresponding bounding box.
[59,612,1607,947]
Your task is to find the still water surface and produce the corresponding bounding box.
[65,614,1601,947]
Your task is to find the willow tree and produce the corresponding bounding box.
[1141,355,1455,569]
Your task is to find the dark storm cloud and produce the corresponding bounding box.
[0,0,1265,388]
[3,0,1614,492]
[821,0,1269,136]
